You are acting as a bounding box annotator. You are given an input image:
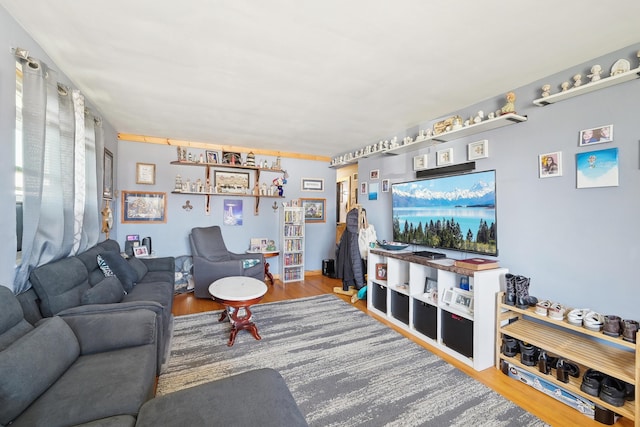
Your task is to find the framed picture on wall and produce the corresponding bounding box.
[539,151,562,178]
[436,148,453,166]
[301,198,326,223]
[301,178,324,191]
[136,162,156,185]
[103,149,114,199]
[121,191,167,223]
[579,124,613,146]
[468,140,489,160]
[360,182,368,195]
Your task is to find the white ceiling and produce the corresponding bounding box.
[3,1,640,158]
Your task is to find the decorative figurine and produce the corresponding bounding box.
[573,74,582,88]
[500,92,516,115]
[587,65,602,82]
[541,84,551,97]
[561,81,570,92]
[174,175,183,192]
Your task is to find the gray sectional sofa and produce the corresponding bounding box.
[0,286,308,427]
[27,239,175,371]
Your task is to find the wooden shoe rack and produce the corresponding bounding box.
[495,291,639,426]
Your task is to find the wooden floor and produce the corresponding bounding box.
[173,273,631,427]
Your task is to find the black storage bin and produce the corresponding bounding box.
[372,283,387,313]
[391,290,409,325]
[413,299,437,339]
[441,310,473,358]
[322,259,336,278]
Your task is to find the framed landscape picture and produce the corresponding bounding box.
[301,198,326,223]
[214,170,250,194]
[121,191,167,223]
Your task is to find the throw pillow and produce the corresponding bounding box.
[81,276,125,304]
[98,251,138,292]
[242,258,261,269]
[128,257,149,282]
[97,254,115,277]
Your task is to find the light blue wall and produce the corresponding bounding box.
[116,141,337,273]
[355,44,640,319]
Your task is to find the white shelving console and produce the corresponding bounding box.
[368,249,507,371]
[280,206,305,283]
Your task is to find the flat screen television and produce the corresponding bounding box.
[391,170,497,256]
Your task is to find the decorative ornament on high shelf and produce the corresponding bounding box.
[500,92,516,115]
[101,199,114,239]
[246,152,255,167]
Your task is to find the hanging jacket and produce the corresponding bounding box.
[336,208,365,290]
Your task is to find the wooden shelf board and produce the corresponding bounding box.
[501,319,635,384]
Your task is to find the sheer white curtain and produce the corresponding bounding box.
[13,53,103,293]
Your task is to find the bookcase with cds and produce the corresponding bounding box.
[280,205,305,283]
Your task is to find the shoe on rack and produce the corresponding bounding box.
[583,311,604,332]
[567,308,589,327]
[555,359,580,383]
[625,382,635,401]
[519,341,539,367]
[622,319,638,343]
[599,376,627,407]
[581,368,605,397]
[501,335,519,357]
[548,303,566,321]
[535,300,551,316]
[515,276,538,310]
[603,315,622,337]
[504,274,517,306]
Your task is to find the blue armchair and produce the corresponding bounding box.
[190,226,265,298]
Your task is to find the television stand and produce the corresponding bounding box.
[412,250,446,260]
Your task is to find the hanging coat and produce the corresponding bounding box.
[336,208,365,290]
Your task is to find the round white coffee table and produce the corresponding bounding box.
[209,276,268,346]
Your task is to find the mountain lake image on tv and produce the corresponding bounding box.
[392,170,497,256]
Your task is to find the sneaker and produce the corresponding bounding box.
[583,311,604,332]
[535,300,551,316]
[548,303,566,320]
[567,308,589,327]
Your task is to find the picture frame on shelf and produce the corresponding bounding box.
[136,162,156,185]
[133,246,149,257]
[436,148,454,166]
[103,148,114,199]
[205,150,219,164]
[214,170,250,194]
[467,140,489,160]
[579,124,613,147]
[413,154,428,171]
[301,177,324,192]
[121,191,167,223]
[539,151,563,178]
[301,198,326,223]
[222,151,242,165]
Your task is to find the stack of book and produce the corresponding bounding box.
[454,258,499,270]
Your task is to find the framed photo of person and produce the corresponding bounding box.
[539,151,562,178]
[579,125,613,146]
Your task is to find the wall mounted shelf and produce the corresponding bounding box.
[533,66,640,106]
[169,161,285,214]
[329,113,527,167]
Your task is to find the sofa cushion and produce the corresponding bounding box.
[29,257,91,316]
[11,344,156,427]
[128,257,149,282]
[0,286,34,352]
[81,277,125,305]
[99,252,138,293]
[0,317,79,425]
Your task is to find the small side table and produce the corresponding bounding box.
[209,276,268,346]
[246,250,279,283]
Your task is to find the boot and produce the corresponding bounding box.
[515,275,537,310]
[603,315,622,337]
[504,274,516,306]
[622,319,639,343]
[519,341,538,367]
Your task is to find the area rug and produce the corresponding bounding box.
[157,295,546,427]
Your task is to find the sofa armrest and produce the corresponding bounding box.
[140,256,175,272]
[60,308,157,355]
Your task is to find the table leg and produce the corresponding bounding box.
[226,305,261,346]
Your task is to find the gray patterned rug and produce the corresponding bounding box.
[157,295,546,426]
